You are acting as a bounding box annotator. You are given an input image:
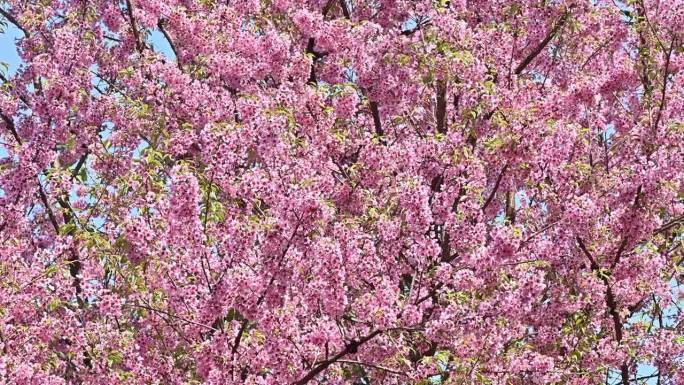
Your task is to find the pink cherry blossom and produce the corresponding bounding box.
[1,1,683,384]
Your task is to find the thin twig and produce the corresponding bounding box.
[127,303,218,332]
[334,359,407,377]
[652,37,676,134]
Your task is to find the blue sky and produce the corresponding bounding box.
[0,21,174,157]
[0,22,21,161]
[0,21,21,75]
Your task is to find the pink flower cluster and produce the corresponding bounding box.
[0,0,683,384]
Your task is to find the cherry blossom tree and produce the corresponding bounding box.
[1,0,684,384]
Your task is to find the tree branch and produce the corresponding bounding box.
[0,112,21,144]
[435,80,447,134]
[71,152,89,180]
[231,219,301,356]
[400,17,430,36]
[482,164,508,212]
[306,38,320,85]
[514,10,570,75]
[654,214,684,235]
[339,0,351,19]
[335,359,407,377]
[124,0,144,53]
[157,19,182,68]
[128,303,219,332]
[653,36,675,133]
[0,8,29,37]
[576,237,628,385]
[37,183,59,232]
[294,329,384,385]
[369,100,384,143]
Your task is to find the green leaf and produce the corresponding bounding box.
[596,268,611,280]
[44,264,59,277]
[47,298,62,311]
[77,166,88,183]
[484,80,495,94]
[107,350,124,366]
[59,222,78,236]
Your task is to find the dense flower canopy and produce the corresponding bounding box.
[1,0,684,384]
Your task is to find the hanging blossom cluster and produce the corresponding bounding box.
[1,0,684,384]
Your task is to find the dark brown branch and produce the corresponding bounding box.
[67,254,85,306]
[335,359,406,377]
[634,3,653,96]
[435,80,447,134]
[306,38,319,84]
[579,34,617,71]
[157,19,182,68]
[1,113,72,236]
[304,37,329,85]
[322,0,336,16]
[0,112,21,144]
[3,72,87,312]
[124,0,144,53]
[0,330,7,355]
[71,152,89,180]
[576,237,599,270]
[127,303,218,331]
[294,330,384,385]
[37,184,59,231]
[0,8,29,37]
[369,100,384,141]
[231,220,301,356]
[400,18,431,36]
[576,237,623,339]
[653,37,675,133]
[482,164,508,212]
[611,185,642,269]
[304,2,336,85]
[54,193,86,307]
[577,237,628,385]
[654,214,684,235]
[514,10,570,75]
[103,34,122,43]
[519,220,561,248]
[231,320,249,355]
[339,0,351,19]
[505,190,516,223]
